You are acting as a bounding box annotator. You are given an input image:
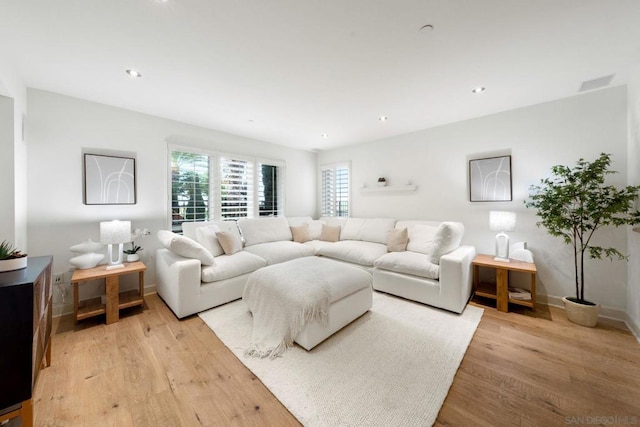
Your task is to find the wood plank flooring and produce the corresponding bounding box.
[33,293,640,426]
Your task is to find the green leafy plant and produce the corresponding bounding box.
[0,240,27,260]
[525,153,640,304]
[124,244,142,255]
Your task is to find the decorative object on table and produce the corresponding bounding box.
[525,153,640,327]
[377,177,387,187]
[124,228,151,262]
[69,239,104,269]
[469,155,512,201]
[84,153,136,205]
[510,241,534,263]
[489,211,516,262]
[0,240,27,272]
[100,220,131,270]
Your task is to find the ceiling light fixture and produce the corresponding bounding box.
[472,86,486,94]
[125,69,142,78]
[379,116,388,122]
[321,133,329,138]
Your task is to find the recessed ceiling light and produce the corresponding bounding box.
[321,133,329,138]
[472,87,486,94]
[125,69,142,78]
[379,116,388,122]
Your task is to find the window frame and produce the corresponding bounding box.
[168,144,286,230]
[320,161,351,217]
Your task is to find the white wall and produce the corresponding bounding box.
[627,70,640,337]
[26,89,316,314]
[318,86,630,312]
[0,67,28,251]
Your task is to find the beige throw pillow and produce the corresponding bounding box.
[290,224,311,243]
[320,225,341,242]
[387,227,408,252]
[216,231,243,255]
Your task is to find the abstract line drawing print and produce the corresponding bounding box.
[84,154,136,204]
[469,155,512,202]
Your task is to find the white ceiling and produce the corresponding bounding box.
[2,0,640,151]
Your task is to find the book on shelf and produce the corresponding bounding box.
[508,287,532,300]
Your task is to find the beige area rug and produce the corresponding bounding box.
[199,292,483,426]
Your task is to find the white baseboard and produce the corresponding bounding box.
[53,284,158,318]
[544,294,640,342]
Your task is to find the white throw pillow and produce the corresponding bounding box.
[308,220,324,240]
[238,217,293,247]
[196,225,224,257]
[406,224,439,255]
[157,230,215,265]
[428,222,465,264]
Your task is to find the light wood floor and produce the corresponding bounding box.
[33,293,639,426]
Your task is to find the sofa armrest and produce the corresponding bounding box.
[438,246,477,313]
[155,248,202,318]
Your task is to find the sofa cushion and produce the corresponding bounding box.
[243,241,315,265]
[290,224,311,243]
[238,217,293,247]
[340,218,396,244]
[319,216,348,228]
[201,251,267,282]
[287,216,314,227]
[157,230,215,266]
[374,251,440,279]
[194,221,243,257]
[401,221,464,264]
[320,224,341,242]
[216,231,243,255]
[318,240,388,266]
[303,240,334,254]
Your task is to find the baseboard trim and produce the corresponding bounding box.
[53,285,158,318]
[544,294,640,342]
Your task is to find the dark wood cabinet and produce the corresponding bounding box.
[0,256,53,427]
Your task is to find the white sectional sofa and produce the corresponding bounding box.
[155,216,476,318]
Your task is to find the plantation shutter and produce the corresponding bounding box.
[170,151,210,233]
[258,161,285,217]
[219,156,254,220]
[321,163,349,217]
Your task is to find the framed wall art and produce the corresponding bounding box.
[469,155,512,202]
[84,153,136,205]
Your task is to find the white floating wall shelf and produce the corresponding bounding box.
[361,185,417,193]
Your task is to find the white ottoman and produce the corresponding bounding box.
[294,258,373,350]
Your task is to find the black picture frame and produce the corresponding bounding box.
[83,153,136,205]
[469,155,512,202]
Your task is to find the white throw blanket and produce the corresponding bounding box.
[242,257,331,359]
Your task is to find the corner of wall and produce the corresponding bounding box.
[627,68,640,332]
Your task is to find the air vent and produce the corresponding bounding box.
[579,74,615,92]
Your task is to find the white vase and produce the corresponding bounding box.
[562,296,600,327]
[0,257,28,272]
[69,253,104,270]
[126,254,140,262]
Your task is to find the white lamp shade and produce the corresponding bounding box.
[100,220,131,244]
[489,211,516,232]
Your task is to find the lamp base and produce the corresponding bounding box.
[493,256,510,263]
[106,264,125,270]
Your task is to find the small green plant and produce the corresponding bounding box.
[124,244,142,255]
[0,240,27,260]
[525,153,640,304]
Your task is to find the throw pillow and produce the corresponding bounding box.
[290,224,311,243]
[157,230,215,265]
[320,224,341,242]
[387,227,408,252]
[196,225,224,257]
[216,231,243,255]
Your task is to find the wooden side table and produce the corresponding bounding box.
[472,254,537,312]
[72,261,146,324]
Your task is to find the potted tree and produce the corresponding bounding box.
[0,240,28,272]
[525,153,640,326]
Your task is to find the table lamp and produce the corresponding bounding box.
[489,211,516,262]
[100,220,131,270]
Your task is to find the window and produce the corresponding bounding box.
[171,151,210,232]
[321,163,350,217]
[169,146,285,231]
